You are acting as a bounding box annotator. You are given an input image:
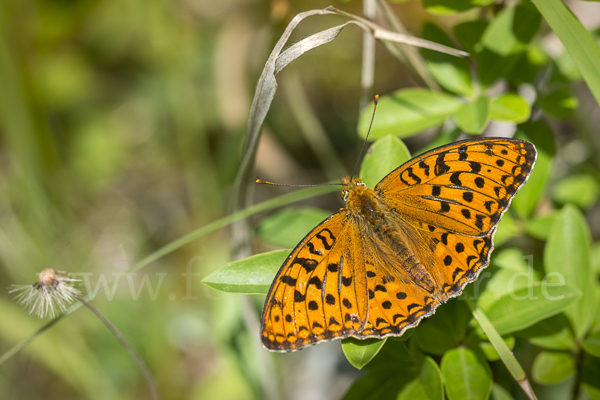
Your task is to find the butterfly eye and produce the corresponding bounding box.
[340,188,349,201]
[357,181,366,187]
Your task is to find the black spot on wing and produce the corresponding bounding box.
[316,229,335,250]
[281,276,297,286]
[419,160,430,176]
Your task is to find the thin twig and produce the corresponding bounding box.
[76,296,161,400]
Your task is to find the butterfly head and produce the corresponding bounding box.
[340,176,367,202]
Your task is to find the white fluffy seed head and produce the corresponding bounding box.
[9,269,81,319]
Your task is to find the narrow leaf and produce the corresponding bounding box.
[531,0,600,105]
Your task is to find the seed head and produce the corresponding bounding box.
[9,269,81,318]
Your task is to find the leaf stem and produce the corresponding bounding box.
[76,296,161,400]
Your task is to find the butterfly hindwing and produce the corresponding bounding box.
[261,211,369,352]
[427,228,496,300]
[376,138,536,236]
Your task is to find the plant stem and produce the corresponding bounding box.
[76,296,161,400]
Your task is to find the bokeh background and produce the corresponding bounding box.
[0,0,599,399]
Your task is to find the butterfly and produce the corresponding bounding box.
[260,137,537,352]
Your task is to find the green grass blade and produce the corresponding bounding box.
[531,0,600,105]
[466,298,538,400]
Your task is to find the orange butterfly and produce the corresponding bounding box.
[261,137,536,352]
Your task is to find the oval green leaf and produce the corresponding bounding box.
[482,283,581,335]
[442,347,492,400]
[479,5,542,86]
[538,87,578,119]
[532,351,575,384]
[455,95,490,134]
[490,93,531,123]
[398,357,443,400]
[416,298,472,355]
[421,22,472,96]
[515,314,575,350]
[360,135,411,188]
[491,383,515,400]
[342,337,387,370]
[357,89,461,139]
[525,212,559,240]
[552,174,600,210]
[545,204,596,339]
[202,249,288,294]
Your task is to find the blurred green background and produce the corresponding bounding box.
[0,0,599,399]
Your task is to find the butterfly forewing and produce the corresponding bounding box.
[376,138,537,236]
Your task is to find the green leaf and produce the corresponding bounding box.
[454,21,487,55]
[442,347,492,400]
[513,120,555,218]
[490,94,531,123]
[491,383,515,400]
[545,204,596,339]
[202,250,287,294]
[479,5,542,86]
[515,314,575,350]
[525,212,559,240]
[360,135,411,188]
[255,207,331,248]
[475,248,541,311]
[506,46,549,85]
[413,128,461,156]
[531,0,600,106]
[421,22,472,96]
[455,95,490,134]
[415,298,472,355]
[583,330,600,357]
[482,283,581,335]
[398,357,444,400]
[493,212,521,246]
[552,174,600,210]
[422,0,494,15]
[531,351,575,384]
[341,340,422,400]
[538,87,578,119]
[582,355,600,400]
[342,338,387,370]
[357,89,461,139]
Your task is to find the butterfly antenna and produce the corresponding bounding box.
[255,179,342,187]
[350,94,379,179]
